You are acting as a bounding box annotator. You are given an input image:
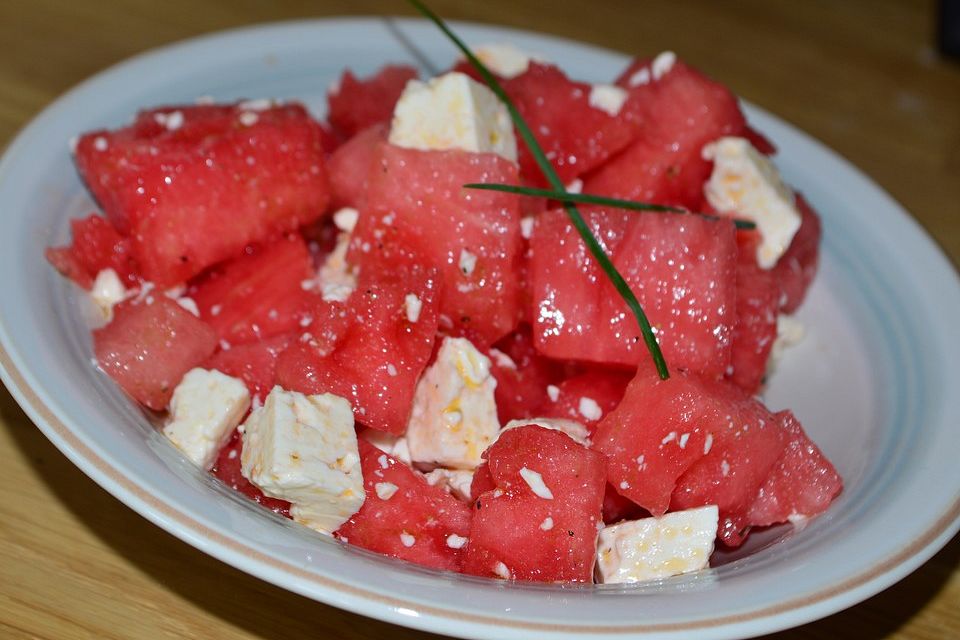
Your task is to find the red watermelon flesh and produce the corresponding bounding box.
[349,144,523,346]
[204,334,292,402]
[327,65,418,139]
[211,428,292,517]
[530,207,737,376]
[774,194,822,313]
[74,103,331,287]
[728,232,780,393]
[489,325,566,423]
[503,63,638,186]
[462,425,606,583]
[190,234,315,345]
[587,58,746,209]
[470,463,497,501]
[335,440,472,571]
[669,383,786,547]
[274,264,440,435]
[602,484,646,525]
[327,123,387,210]
[535,368,632,436]
[747,411,842,528]
[594,370,782,518]
[45,214,140,289]
[93,295,217,410]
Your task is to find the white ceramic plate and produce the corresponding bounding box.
[1,17,959,640]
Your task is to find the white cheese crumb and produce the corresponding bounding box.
[315,229,358,302]
[375,482,399,500]
[703,433,714,455]
[540,517,554,531]
[424,468,475,501]
[651,51,677,81]
[238,98,273,112]
[404,293,422,323]
[502,417,590,447]
[487,348,517,370]
[162,369,250,470]
[566,178,583,194]
[389,72,518,162]
[406,337,499,470]
[678,432,690,449]
[93,136,108,151]
[520,215,535,239]
[588,84,628,116]
[90,268,128,321]
[332,206,359,233]
[493,561,511,579]
[595,505,718,584]
[470,43,547,79]
[578,396,603,421]
[238,111,259,127]
[546,384,560,402]
[661,431,677,445]
[176,296,200,317]
[628,67,651,87]
[386,363,398,377]
[446,533,469,549]
[164,110,184,131]
[459,248,478,276]
[363,431,413,466]
[399,532,416,547]
[702,136,801,269]
[240,386,364,534]
[519,467,554,500]
[721,459,731,477]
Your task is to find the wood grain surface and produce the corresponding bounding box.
[1,1,959,638]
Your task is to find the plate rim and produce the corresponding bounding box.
[2,15,960,640]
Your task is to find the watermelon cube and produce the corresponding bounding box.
[335,440,472,571]
[274,264,440,434]
[594,370,783,519]
[204,334,292,402]
[327,123,387,211]
[462,425,606,583]
[190,234,315,345]
[349,144,524,346]
[502,63,638,185]
[728,232,780,393]
[93,295,217,410]
[327,65,418,139]
[45,214,140,289]
[489,326,566,423]
[747,411,842,528]
[774,194,822,313]
[74,103,331,286]
[529,207,737,376]
[534,367,632,435]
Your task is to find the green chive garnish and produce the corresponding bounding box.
[408,0,670,379]
[462,183,757,230]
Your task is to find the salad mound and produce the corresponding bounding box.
[47,41,841,585]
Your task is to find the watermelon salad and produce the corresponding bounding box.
[47,42,841,585]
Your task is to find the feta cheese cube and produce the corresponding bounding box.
[240,386,365,534]
[595,505,719,584]
[424,468,474,501]
[162,368,251,470]
[406,337,499,469]
[470,43,546,79]
[703,137,802,269]
[314,228,357,302]
[90,268,128,321]
[389,72,518,163]
[502,417,590,446]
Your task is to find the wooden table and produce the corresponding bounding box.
[1,1,959,638]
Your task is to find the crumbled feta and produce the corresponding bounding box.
[240,386,364,534]
[595,505,718,584]
[424,468,475,501]
[375,482,399,500]
[703,137,801,269]
[446,533,469,549]
[93,136,108,152]
[362,430,412,465]
[406,337,499,470]
[539,517,554,531]
[400,531,416,547]
[566,178,583,194]
[520,215,535,239]
[238,111,259,127]
[176,296,200,317]
[459,248,478,276]
[404,293,422,323]
[578,396,603,421]
[546,384,560,402]
[389,72,518,163]
[651,51,677,81]
[487,348,517,370]
[502,417,590,447]
[588,84,628,116]
[90,268,128,321]
[470,43,546,79]
[162,369,250,470]
[312,228,357,302]
[767,314,806,374]
[332,206,359,233]
[519,467,554,500]
[493,561,511,579]
[628,67,651,87]
[238,98,273,112]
